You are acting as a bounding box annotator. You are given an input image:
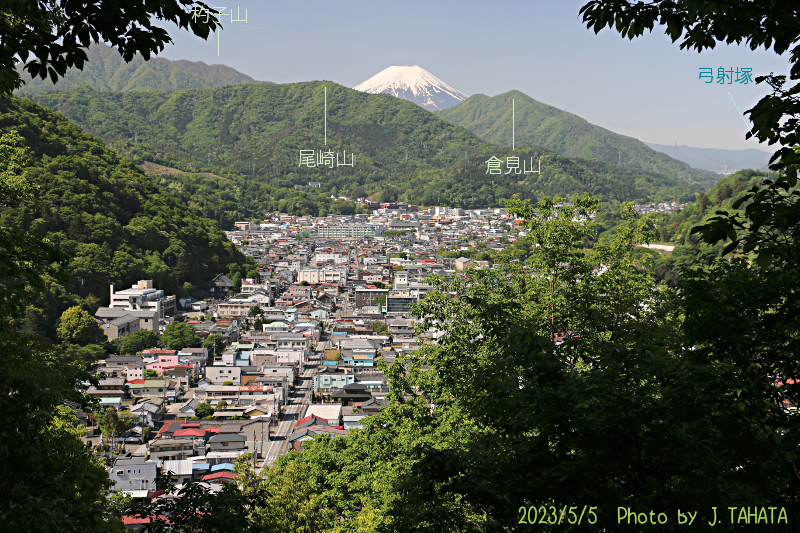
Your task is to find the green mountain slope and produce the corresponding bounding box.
[14,42,268,96]
[24,82,700,221]
[662,168,767,245]
[436,90,720,189]
[629,168,769,286]
[0,95,252,340]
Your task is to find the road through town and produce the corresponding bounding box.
[260,347,319,470]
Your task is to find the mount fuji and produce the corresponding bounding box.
[353,65,469,111]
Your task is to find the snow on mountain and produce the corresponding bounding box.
[353,65,469,111]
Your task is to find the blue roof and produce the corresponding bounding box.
[192,463,210,471]
[210,462,236,472]
[99,397,122,404]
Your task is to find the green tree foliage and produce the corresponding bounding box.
[160,321,201,350]
[195,402,214,419]
[371,320,389,334]
[115,328,159,354]
[132,470,250,533]
[0,1,218,96]
[0,127,110,520]
[41,406,122,531]
[214,399,228,412]
[144,368,159,379]
[202,333,224,360]
[368,195,794,529]
[230,272,242,292]
[182,281,195,296]
[97,406,124,439]
[56,305,106,345]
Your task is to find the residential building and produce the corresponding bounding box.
[148,438,197,461]
[355,286,388,308]
[206,365,242,385]
[298,267,346,284]
[109,456,157,496]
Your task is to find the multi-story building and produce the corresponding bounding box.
[109,456,157,496]
[314,252,348,264]
[148,438,198,461]
[297,267,347,284]
[385,284,433,315]
[109,279,176,319]
[217,299,259,316]
[313,224,382,239]
[355,286,388,308]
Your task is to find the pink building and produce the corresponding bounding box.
[146,354,180,375]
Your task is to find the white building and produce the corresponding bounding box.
[298,267,347,284]
[109,280,176,319]
[314,253,348,264]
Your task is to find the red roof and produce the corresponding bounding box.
[126,379,145,385]
[157,420,180,434]
[173,428,207,437]
[142,349,178,355]
[182,422,201,428]
[297,414,314,426]
[202,472,236,481]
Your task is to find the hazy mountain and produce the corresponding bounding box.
[644,142,773,174]
[14,42,269,95]
[354,65,468,111]
[436,90,721,189]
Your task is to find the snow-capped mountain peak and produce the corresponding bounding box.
[353,65,469,111]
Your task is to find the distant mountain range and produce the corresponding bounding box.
[354,66,468,111]
[14,42,270,95]
[643,142,773,174]
[436,90,721,190]
[26,82,700,216]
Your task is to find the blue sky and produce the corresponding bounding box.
[157,0,789,151]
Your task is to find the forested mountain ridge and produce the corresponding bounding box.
[436,90,721,189]
[25,82,700,224]
[0,95,253,340]
[14,42,268,96]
